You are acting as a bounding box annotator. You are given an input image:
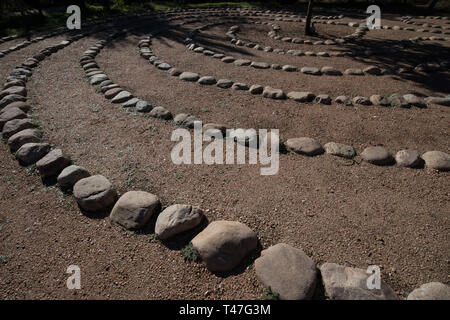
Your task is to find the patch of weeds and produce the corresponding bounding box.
[148,234,158,243]
[181,242,198,262]
[201,107,210,113]
[144,185,152,192]
[0,254,8,265]
[25,164,36,175]
[88,103,102,112]
[173,172,183,180]
[262,286,279,300]
[217,169,223,174]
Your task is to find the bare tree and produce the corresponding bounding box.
[305,0,314,35]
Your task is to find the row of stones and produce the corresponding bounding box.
[274,14,450,43]
[266,20,367,44]
[189,32,389,77]
[143,31,450,108]
[75,32,449,301]
[228,21,450,74]
[0,15,129,59]
[227,23,370,59]
[7,10,447,300]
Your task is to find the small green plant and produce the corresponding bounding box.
[148,234,158,243]
[173,172,183,180]
[262,286,279,300]
[181,242,198,262]
[0,254,8,265]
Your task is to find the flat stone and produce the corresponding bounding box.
[157,62,171,70]
[73,175,117,212]
[216,79,233,89]
[0,107,27,130]
[155,204,204,240]
[90,74,108,85]
[263,86,286,99]
[424,96,450,106]
[111,91,132,103]
[57,165,91,189]
[174,113,199,128]
[370,95,390,106]
[314,94,331,105]
[15,143,51,165]
[233,59,251,66]
[321,66,342,75]
[255,243,317,300]
[191,220,257,273]
[301,67,321,75]
[0,94,26,109]
[363,66,382,75]
[353,96,372,106]
[136,100,153,113]
[110,191,160,229]
[250,61,270,69]
[344,68,364,75]
[8,128,42,152]
[282,65,298,72]
[232,83,249,91]
[317,52,330,57]
[285,137,324,156]
[271,63,282,70]
[407,282,450,300]
[403,94,427,108]
[0,86,27,99]
[421,151,450,171]
[324,142,356,159]
[168,68,182,76]
[320,263,399,300]
[361,146,394,165]
[221,56,235,63]
[149,106,172,120]
[36,148,71,177]
[104,88,123,99]
[179,72,199,81]
[2,118,34,139]
[122,97,140,108]
[249,84,263,94]
[394,149,422,168]
[198,76,217,85]
[335,95,353,106]
[287,91,315,102]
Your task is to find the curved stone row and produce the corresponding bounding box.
[2,7,448,300]
[188,32,388,78]
[78,35,450,300]
[143,33,448,108]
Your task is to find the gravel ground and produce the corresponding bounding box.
[0,10,449,300]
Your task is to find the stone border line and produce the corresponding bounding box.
[0,8,449,301]
[187,24,385,78]
[144,26,450,108]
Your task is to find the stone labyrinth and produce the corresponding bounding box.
[0,7,449,300]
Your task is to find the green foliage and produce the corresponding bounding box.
[181,242,199,262]
[262,286,280,300]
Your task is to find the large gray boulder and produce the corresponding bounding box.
[407,282,450,300]
[285,137,324,156]
[110,191,160,229]
[191,220,257,273]
[8,128,42,152]
[36,148,71,177]
[155,204,204,240]
[57,165,91,189]
[73,175,117,212]
[15,143,50,165]
[255,243,318,300]
[422,151,450,171]
[320,263,399,300]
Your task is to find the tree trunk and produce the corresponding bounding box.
[305,0,314,36]
[428,0,439,10]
